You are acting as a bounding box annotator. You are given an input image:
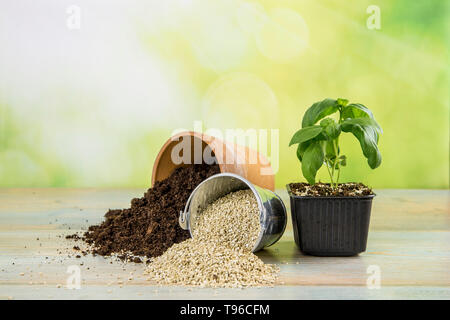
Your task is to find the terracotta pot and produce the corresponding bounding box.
[151,131,275,190]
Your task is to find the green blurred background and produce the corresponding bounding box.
[0,0,448,189]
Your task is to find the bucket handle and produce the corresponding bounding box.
[179,210,188,230]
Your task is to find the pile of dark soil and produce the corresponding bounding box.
[289,182,373,197]
[80,164,220,260]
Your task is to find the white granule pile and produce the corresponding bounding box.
[192,189,261,252]
[144,189,279,288]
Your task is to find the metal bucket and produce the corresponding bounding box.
[179,173,287,252]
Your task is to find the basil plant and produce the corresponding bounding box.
[289,98,382,188]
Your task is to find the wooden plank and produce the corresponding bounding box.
[0,188,449,300]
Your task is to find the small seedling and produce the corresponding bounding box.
[289,98,382,188]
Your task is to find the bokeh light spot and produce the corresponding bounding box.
[256,7,309,62]
[236,2,267,35]
[202,72,278,130]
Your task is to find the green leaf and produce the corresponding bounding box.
[342,103,375,120]
[338,155,347,166]
[302,99,339,128]
[341,117,382,136]
[289,125,323,146]
[320,118,341,140]
[301,141,324,184]
[324,140,344,168]
[337,98,349,107]
[341,118,382,169]
[296,140,312,162]
[325,139,336,158]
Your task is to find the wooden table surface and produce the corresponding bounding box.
[0,188,449,300]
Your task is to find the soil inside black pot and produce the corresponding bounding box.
[289,182,373,197]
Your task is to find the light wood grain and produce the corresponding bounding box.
[0,188,449,300]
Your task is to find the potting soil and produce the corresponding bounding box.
[80,164,220,260]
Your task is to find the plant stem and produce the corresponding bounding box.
[333,108,345,189]
[325,158,334,186]
[331,139,340,189]
[336,164,341,186]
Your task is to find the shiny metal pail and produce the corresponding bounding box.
[179,173,287,252]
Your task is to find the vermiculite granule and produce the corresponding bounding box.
[144,239,278,287]
[193,189,260,252]
[78,164,220,260]
[144,189,279,287]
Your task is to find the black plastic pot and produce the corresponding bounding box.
[287,184,375,256]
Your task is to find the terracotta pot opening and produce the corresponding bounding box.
[151,133,217,184]
[152,131,275,191]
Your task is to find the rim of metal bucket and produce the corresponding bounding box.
[269,189,288,249]
[181,172,267,252]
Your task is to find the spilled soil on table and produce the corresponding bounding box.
[67,164,220,261]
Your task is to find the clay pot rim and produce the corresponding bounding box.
[151,130,275,190]
[151,131,225,185]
